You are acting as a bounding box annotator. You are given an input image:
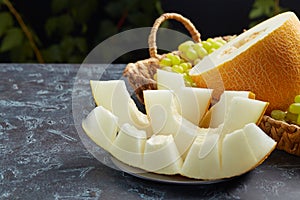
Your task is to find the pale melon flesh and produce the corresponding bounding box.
[200,90,255,128]
[156,69,212,125]
[90,80,152,137]
[82,106,118,152]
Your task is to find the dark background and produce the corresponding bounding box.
[13,0,300,38]
[1,0,300,63]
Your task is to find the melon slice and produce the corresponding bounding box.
[181,123,276,180]
[190,12,300,113]
[81,106,118,152]
[157,69,212,125]
[110,123,147,168]
[221,129,257,178]
[156,69,185,90]
[200,91,255,128]
[181,128,223,180]
[143,135,183,175]
[221,96,268,137]
[90,80,152,137]
[176,87,212,126]
[143,90,200,158]
[243,123,277,162]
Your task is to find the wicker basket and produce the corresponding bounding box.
[259,116,300,156]
[123,13,300,156]
[123,13,201,103]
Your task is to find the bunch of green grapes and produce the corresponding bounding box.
[159,53,195,86]
[271,95,300,125]
[156,38,227,87]
[178,37,227,65]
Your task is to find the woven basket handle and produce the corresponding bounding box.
[148,13,201,59]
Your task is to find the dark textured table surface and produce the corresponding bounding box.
[1,64,300,200]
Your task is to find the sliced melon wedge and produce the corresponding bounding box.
[110,123,147,168]
[221,96,268,137]
[221,129,257,178]
[156,69,185,90]
[177,87,212,126]
[90,80,152,137]
[143,90,200,158]
[200,90,255,128]
[82,106,118,152]
[181,128,222,180]
[243,123,277,162]
[156,69,212,125]
[143,135,183,175]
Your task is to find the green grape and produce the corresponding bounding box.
[285,111,298,123]
[206,38,217,46]
[180,63,189,71]
[206,38,223,49]
[186,62,192,69]
[180,59,186,63]
[295,95,300,103]
[212,41,223,49]
[297,115,300,125]
[166,53,173,59]
[160,58,172,66]
[172,65,184,74]
[186,48,198,61]
[193,43,208,58]
[202,41,212,52]
[271,110,286,120]
[178,41,194,53]
[215,38,227,45]
[183,73,194,87]
[183,73,193,82]
[208,48,217,54]
[288,103,300,114]
[170,55,181,65]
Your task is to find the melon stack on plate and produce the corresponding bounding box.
[82,71,276,180]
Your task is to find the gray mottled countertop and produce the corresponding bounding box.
[1,64,300,200]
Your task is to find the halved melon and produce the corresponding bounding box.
[190,12,300,113]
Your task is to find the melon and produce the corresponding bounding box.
[200,90,255,128]
[143,134,183,175]
[82,76,277,180]
[81,106,118,152]
[189,12,300,113]
[143,90,200,158]
[90,80,152,137]
[181,128,222,180]
[156,69,212,125]
[110,123,147,168]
